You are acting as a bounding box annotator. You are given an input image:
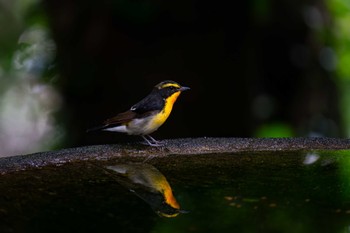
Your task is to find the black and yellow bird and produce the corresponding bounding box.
[88,80,190,146]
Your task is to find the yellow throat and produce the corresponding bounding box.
[153,91,181,127]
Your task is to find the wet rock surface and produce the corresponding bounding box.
[1,137,350,233]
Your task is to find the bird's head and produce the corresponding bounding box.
[154,80,190,99]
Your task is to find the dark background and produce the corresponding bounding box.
[42,0,341,147]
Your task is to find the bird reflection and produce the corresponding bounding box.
[106,163,183,217]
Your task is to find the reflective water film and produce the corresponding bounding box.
[1,151,350,232]
[106,163,182,217]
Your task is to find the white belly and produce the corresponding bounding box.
[126,115,161,135]
[103,115,162,135]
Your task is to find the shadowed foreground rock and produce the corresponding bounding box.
[0,137,349,174]
[1,137,350,233]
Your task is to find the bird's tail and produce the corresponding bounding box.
[86,125,108,133]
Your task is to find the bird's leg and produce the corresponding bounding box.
[146,135,160,144]
[146,135,165,145]
[141,135,161,147]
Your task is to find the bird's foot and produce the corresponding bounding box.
[140,141,163,147]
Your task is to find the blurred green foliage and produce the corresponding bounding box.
[0,0,62,156]
[255,122,294,138]
[328,0,350,135]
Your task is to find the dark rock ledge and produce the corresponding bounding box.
[0,137,349,174]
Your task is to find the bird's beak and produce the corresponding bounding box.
[179,86,190,92]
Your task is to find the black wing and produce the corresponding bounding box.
[131,91,164,114]
[87,91,164,132]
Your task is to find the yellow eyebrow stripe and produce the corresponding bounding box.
[160,83,180,89]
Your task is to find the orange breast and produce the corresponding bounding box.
[151,91,181,127]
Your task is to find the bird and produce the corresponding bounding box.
[87,80,190,146]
